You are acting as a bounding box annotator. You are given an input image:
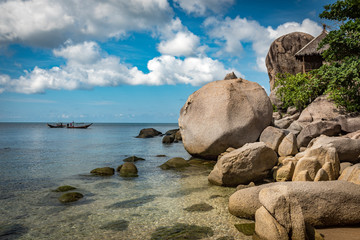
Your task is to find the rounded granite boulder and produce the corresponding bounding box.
[178,78,272,159]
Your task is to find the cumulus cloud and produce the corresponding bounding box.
[0,0,173,47]
[204,17,322,72]
[156,18,203,57]
[174,0,234,16]
[0,41,234,94]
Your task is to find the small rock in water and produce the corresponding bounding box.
[155,154,166,157]
[183,203,214,212]
[150,223,214,240]
[99,219,129,231]
[58,192,84,203]
[122,156,145,162]
[162,135,175,144]
[90,167,115,176]
[0,223,28,239]
[159,157,190,170]
[117,162,138,177]
[234,223,255,236]
[54,185,77,192]
[136,128,162,138]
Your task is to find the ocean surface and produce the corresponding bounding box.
[0,123,251,240]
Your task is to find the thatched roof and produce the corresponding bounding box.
[295,27,329,58]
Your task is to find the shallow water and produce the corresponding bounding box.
[0,123,252,240]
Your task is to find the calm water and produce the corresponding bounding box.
[0,123,251,240]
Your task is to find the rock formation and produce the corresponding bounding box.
[208,142,277,186]
[229,181,360,227]
[178,78,272,159]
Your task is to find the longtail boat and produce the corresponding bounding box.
[47,123,65,128]
[66,122,93,129]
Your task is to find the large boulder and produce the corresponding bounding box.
[298,95,341,122]
[229,181,360,226]
[308,135,360,163]
[178,78,272,159]
[255,185,307,240]
[296,120,341,148]
[208,142,277,186]
[266,32,316,91]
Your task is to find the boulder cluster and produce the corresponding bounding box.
[176,31,360,239]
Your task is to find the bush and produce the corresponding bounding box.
[274,72,327,111]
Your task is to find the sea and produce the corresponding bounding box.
[0,123,251,240]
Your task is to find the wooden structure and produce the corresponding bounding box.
[295,25,329,73]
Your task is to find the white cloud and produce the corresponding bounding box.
[0,0,173,47]
[204,17,322,72]
[158,31,200,57]
[174,0,234,16]
[0,41,234,94]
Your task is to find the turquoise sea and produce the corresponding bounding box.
[0,123,251,240]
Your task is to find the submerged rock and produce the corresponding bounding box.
[122,156,145,162]
[136,128,162,138]
[90,167,115,176]
[53,185,76,192]
[159,157,190,170]
[234,223,255,236]
[183,203,214,212]
[150,223,214,240]
[117,162,138,177]
[58,192,84,203]
[99,219,129,231]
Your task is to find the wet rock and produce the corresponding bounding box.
[122,156,145,162]
[159,157,190,170]
[117,162,138,177]
[90,167,115,176]
[165,129,179,136]
[53,185,76,192]
[234,223,255,236]
[99,219,129,231]
[187,158,216,167]
[58,192,84,203]
[183,203,213,212]
[175,130,182,141]
[162,135,175,144]
[150,223,214,240]
[136,128,162,138]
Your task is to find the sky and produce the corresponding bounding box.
[0,0,336,123]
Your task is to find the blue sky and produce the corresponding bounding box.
[0,0,335,123]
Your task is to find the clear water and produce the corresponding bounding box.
[0,123,251,240]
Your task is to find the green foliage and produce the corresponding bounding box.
[313,56,360,112]
[275,73,327,111]
[276,0,360,113]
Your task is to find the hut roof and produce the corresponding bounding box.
[295,27,329,58]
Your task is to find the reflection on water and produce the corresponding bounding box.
[0,123,252,239]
